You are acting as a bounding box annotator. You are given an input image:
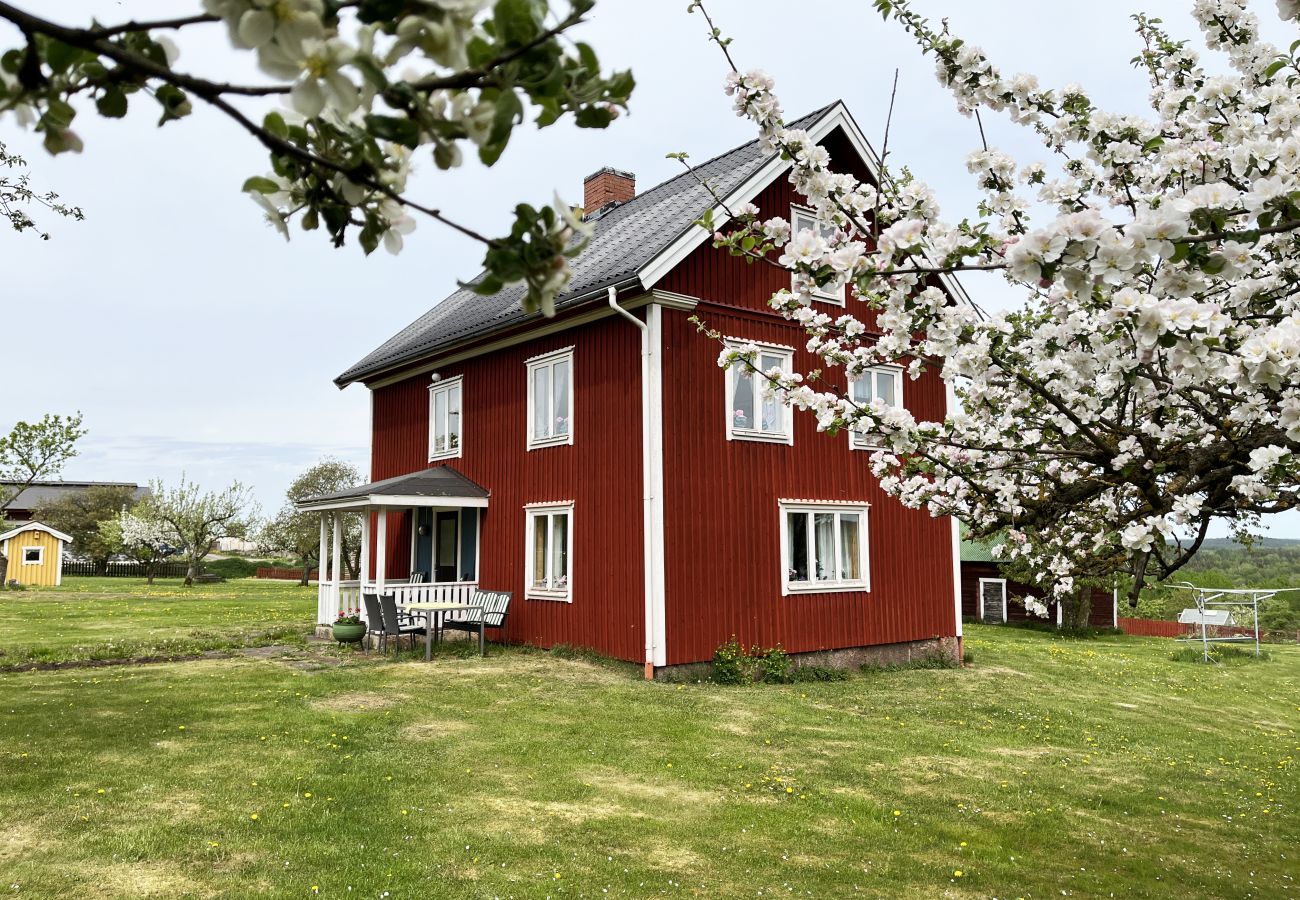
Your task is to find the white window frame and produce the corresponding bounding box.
[778,501,870,596]
[848,365,905,451]
[978,577,1008,622]
[790,205,846,305]
[524,502,573,602]
[21,545,43,565]
[526,347,574,450]
[724,338,794,445]
[427,375,464,462]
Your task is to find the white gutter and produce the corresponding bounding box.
[608,286,662,678]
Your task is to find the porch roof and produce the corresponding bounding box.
[297,466,490,512]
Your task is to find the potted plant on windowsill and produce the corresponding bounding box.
[332,609,366,646]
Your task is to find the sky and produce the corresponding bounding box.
[3,1,1298,536]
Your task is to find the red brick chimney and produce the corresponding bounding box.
[583,167,635,216]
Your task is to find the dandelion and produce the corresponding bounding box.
[892,809,901,816]
[954,870,964,877]
[250,813,260,821]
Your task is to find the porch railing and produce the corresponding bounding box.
[318,579,479,625]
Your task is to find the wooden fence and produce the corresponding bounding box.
[61,560,197,579]
[256,566,320,581]
[1118,616,1298,642]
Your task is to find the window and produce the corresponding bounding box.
[21,546,43,565]
[526,348,573,449]
[525,503,572,601]
[979,578,1007,624]
[428,376,463,461]
[725,340,793,444]
[848,366,904,450]
[790,206,846,304]
[779,502,869,595]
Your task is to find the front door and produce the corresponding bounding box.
[434,511,459,582]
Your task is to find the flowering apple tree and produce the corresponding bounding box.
[0,0,632,314]
[690,0,1300,605]
[112,507,178,585]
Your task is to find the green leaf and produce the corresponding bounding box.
[479,88,522,166]
[43,39,79,75]
[43,99,76,130]
[154,84,191,125]
[0,49,22,74]
[574,105,613,129]
[242,176,281,195]
[96,87,127,119]
[364,114,421,148]
[1263,59,1288,79]
[263,111,289,140]
[493,0,541,46]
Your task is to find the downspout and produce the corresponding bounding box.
[608,286,658,679]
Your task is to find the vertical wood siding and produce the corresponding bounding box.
[960,561,1116,627]
[653,125,957,665]
[370,315,645,660]
[2,529,62,587]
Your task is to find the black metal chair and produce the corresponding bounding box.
[441,590,512,649]
[361,592,384,653]
[379,592,426,658]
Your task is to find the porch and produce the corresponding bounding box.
[297,466,490,626]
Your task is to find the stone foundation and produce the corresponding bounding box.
[651,635,961,682]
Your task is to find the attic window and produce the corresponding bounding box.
[22,546,43,565]
[790,206,846,305]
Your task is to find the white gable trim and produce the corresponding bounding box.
[0,521,73,544]
[637,101,975,312]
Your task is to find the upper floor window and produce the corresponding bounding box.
[791,206,846,305]
[848,366,903,450]
[526,347,574,450]
[779,502,869,595]
[428,376,463,461]
[725,339,793,444]
[525,503,572,601]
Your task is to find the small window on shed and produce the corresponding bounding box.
[22,546,43,565]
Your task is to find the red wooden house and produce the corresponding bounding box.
[303,102,965,677]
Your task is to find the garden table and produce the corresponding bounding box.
[403,601,487,660]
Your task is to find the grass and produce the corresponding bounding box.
[0,577,315,667]
[0,624,1295,898]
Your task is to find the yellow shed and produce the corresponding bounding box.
[1,522,72,587]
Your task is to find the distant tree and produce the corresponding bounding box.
[33,484,138,574]
[1,141,83,239]
[150,476,256,587]
[103,504,177,585]
[0,413,87,521]
[260,458,361,586]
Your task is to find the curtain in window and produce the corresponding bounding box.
[533,366,551,440]
[448,384,460,449]
[839,514,861,581]
[532,515,548,587]
[433,388,448,453]
[732,365,755,430]
[553,361,570,435]
[551,513,568,586]
[813,513,836,580]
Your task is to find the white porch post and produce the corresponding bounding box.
[360,509,371,587]
[318,513,329,623]
[331,510,343,617]
[376,507,388,593]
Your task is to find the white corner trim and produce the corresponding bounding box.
[951,516,964,637]
[647,303,668,667]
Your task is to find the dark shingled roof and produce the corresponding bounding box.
[0,481,150,512]
[335,103,840,387]
[300,466,489,507]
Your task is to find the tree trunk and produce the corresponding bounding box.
[93,556,109,576]
[146,558,156,586]
[299,555,312,587]
[1061,588,1092,631]
[184,558,197,587]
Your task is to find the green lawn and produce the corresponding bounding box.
[0,624,1295,898]
[0,577,315,667]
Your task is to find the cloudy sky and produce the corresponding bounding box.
[4,1,1297,536]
